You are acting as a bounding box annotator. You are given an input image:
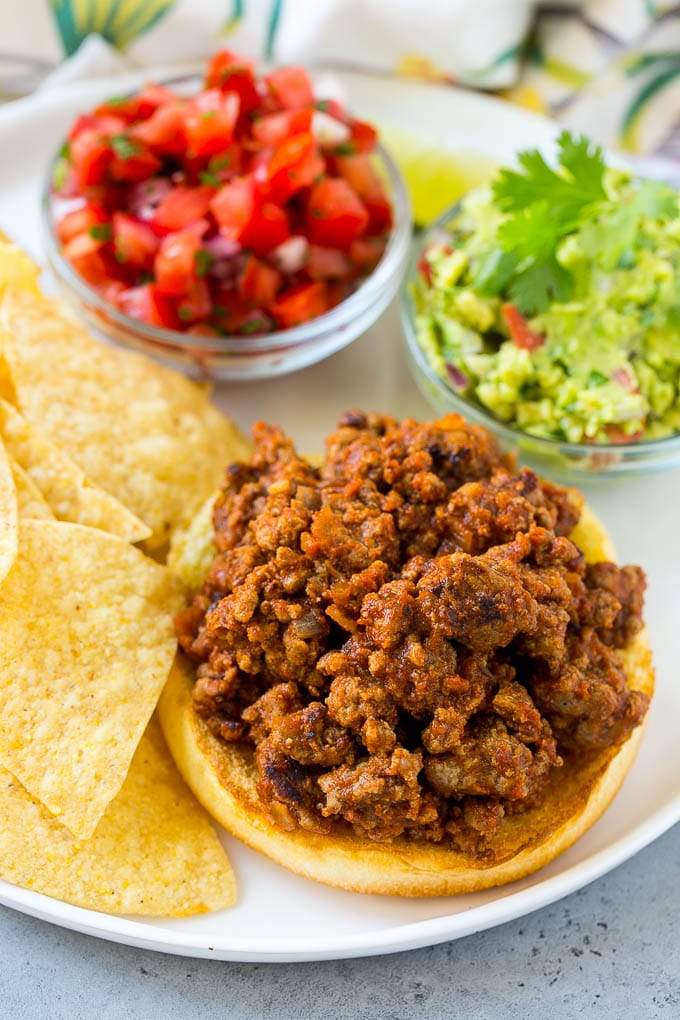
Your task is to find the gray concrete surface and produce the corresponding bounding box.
[0,823,678,1020]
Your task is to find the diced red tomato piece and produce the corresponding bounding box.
[204,51,260,113]
[70,129,111,188]
[62,233,112,286]
[112,212,159,269]
[238,256,282,307]
[501,303,545,351]
[316,98,348,121]
[307,245,353,280]
[69,113,127,141]
[102,83,178,124]
[346,118,378,154]
[183,89,240,158]
[265,67,315,110]
[268,133,325,201]
[252,109,312,147]
[210,176,255,240]
[132,102,186,156]
[98,279,127,305]
[152,185,214,232]
[604,425,645,445]
[110,141,161,183]
[118,283,181,329]
[335,155,392,233]
[240,202,290,256]
[210,288,251,333]
[306,178,369,249]
[56,203,108,245]
[349,237,386,273]
[177,278,212,323]
[271,281,328,328]
[154,228,203,294]
[186,322,220,337]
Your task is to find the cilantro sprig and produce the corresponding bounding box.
[474,131,678,316]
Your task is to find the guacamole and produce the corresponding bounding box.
[413,137,680,445]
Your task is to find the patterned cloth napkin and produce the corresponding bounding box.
[0,0,678,164]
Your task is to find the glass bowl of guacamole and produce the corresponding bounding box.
[401,131,680,477]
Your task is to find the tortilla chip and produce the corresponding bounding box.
[0,398,149,542]
[0,289,251,549]
[7,453,54,520]
[0,239,40,301]
[167,490,218,592]
[0,519,183,839]
[0,437,18,585]
[0,716,236,915]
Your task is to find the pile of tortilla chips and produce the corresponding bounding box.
[0,238,246,916]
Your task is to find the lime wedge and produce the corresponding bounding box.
[378,124,497,227]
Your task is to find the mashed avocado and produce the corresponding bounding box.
[413,135,680,445]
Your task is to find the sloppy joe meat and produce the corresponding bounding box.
[176,412,649,858]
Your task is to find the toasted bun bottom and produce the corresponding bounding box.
[158,505,654,897]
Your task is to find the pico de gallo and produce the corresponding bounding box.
[52,51,393,336]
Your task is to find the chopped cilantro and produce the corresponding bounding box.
[88,223,112,242]
[104,95,128,107]
[201,109,217,120]
[333,142,355,156]
[240,317,269,334]
[199,171,222,187]
[110,134,142,160]
[587,370,609,388]
[194,249,214,277]
[51,158,69,192]
[581,179,678,269]
[177,307,192,321]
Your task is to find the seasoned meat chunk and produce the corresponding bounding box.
[585,562,646,648]
[319,748,424,840]
[529,629,649,751]
[242,682,303,744]
[271,703,355,767]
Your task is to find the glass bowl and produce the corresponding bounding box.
[42,78,412,382]
[400,202,680,481]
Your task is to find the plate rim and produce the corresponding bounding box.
[0,66,676,963]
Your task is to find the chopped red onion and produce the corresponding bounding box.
[312,110,351,147]
[203,235,242,260]
[446,363,469,389]
[272,235,308,274]
[128,177,173,221]
[239,309,275,335]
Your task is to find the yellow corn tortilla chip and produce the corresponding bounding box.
[0,289,251,549]
[0,519,183,839]
[0,437,18,585]
[0,398,149,542]
[0,715,236,916]
[0,238,40,301]
[7,453,54,520]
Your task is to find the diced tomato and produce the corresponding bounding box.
[118,283,181,330]
[271,281,328,328]
[349,237,386,273]
[210,288,251,333]
[132,102,186,156]
[109,141,161,183]
[56,203,108,245]
[268,133,325,201]
[315,98,347,122]
[252,109,312,147]
[204,51,260,113]
[154,228,203,294]
[346,118,378,154]
[112,212,159,269]
[240,202,290,256]
[239,256,282,307]
[183,89,240,158]
[62,233,112,286]
[417,252,433,286]
[102,83,178,124]
[210,176,255,240]
[98,279,126,304]
[152,185,214,232]
[307,245,353,280]
[185,321,220,337]
[306,178,369,249]
[70,129,111,187]
[176,278,212,322]
[69,113,126,141]
[265,67,315,110]
[501,303,545,351]
[335,155,392,233]
[604,425,645,445]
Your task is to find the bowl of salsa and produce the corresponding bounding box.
[43,51,411,380]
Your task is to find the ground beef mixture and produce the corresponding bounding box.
[176,412,649,858]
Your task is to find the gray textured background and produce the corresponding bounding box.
[1,824,678,1019]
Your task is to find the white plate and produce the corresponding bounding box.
[0,69,677,964]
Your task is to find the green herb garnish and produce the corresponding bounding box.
[110,134,142,160]
[88,223,112,242]
[194,249,214,277]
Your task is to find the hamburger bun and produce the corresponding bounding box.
[158,502,654,897]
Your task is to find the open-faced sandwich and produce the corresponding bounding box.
[160,411,653,896]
